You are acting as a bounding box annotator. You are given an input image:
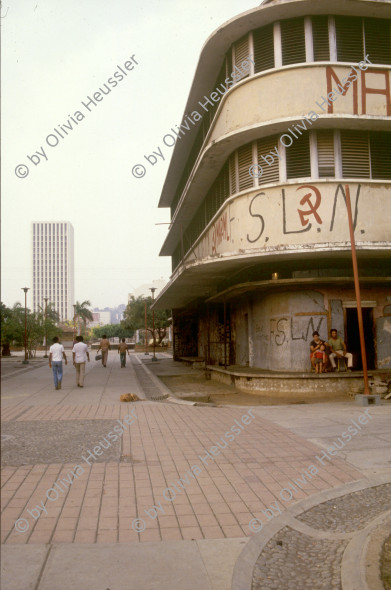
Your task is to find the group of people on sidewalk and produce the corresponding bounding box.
[48,336,131,390]
[310,329,353,374]
[95,335,130,368]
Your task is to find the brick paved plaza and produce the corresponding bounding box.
[1,352,390,589]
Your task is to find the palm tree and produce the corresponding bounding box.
[74,300,94,338]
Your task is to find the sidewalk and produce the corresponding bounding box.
[1,351,390,589]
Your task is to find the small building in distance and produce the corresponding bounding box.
[154,0,391,375]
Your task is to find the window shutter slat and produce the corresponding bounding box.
[317,130,335,178]
[253,24,274,73]
[364,18,391,66]
[336,16,363,62]
[233,35,250,82]
[312,16,330,61]
[281,18,306,66]
[286,133,311,179]
[341,130,370,178]
[370,131,391,180]
[229,154,237,195]
[238,144,254,191]
[257,136,280,184]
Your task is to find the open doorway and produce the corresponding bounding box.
[346,308,375,369]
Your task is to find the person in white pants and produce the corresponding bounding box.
[328,329,353,371]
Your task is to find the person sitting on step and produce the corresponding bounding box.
[328,329,353,371]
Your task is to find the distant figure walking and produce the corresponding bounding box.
[97,335,110,367]
[72,335,90,387]
[118,338,130,368]
[49,336,67,390]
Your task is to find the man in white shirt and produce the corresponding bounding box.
[49,336,68,390]
[72,335,90,388]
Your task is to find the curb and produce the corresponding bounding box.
[341,510,391,590]
[134,354,204,406]
[231,473,391,590]
[133,354,175,401]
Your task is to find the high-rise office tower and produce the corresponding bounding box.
[32,222,74,321]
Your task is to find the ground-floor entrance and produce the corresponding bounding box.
[346,307,376,370]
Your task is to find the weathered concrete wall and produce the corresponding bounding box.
[210,65,391,143]
[377,305,391,369]
[209,367,369,397]
[187,182,391,266]
[231,302,250,366]
[196,288,391,372]
[250,290,327,371]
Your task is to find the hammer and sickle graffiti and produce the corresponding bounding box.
[296,185,322,227]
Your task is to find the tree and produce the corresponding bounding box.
[74,300,94,338]
[93,324,133,339]
[1,301,60,357]
[1,302,24,354]
[122,296,171,346]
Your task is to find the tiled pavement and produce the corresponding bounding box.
[2,396,361,546]
[3,351,391,590]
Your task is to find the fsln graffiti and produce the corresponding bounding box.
[330,183,360,232]
[270,316,325,346]
[247,192,265,243]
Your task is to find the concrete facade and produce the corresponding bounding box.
[31,221,75,322]
[155,0,391,378]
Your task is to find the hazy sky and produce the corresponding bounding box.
[2,0,259,310]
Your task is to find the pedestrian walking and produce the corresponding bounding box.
[118,338,130,368]
[97,334,110,367]
[48,336,67,390]
[72,335,90,388]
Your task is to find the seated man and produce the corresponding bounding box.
[328,329,353,371]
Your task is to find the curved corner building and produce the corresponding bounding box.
[155,0,391,377]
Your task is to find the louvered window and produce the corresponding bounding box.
[312,16,330,61]
[281,18,306,66]
[257,135,280,184]
[341,130,370,178]
[370,131,391,180]
[365,18,391,65]
[317,130,335,177]
[237,144,254,191]
[205,163,230,224]
[336,16,363,62]
[286,133,311,179]
[337,17,391,64]
[233,35,250,82]
[253,24,274,73]
[229,154,237,195]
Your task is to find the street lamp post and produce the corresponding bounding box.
[43,297,49,358]
[73,304,77,343]
[21,287,29,364]
[144,300,149,355]
[150,287,157,362]
[344,185,370,395]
